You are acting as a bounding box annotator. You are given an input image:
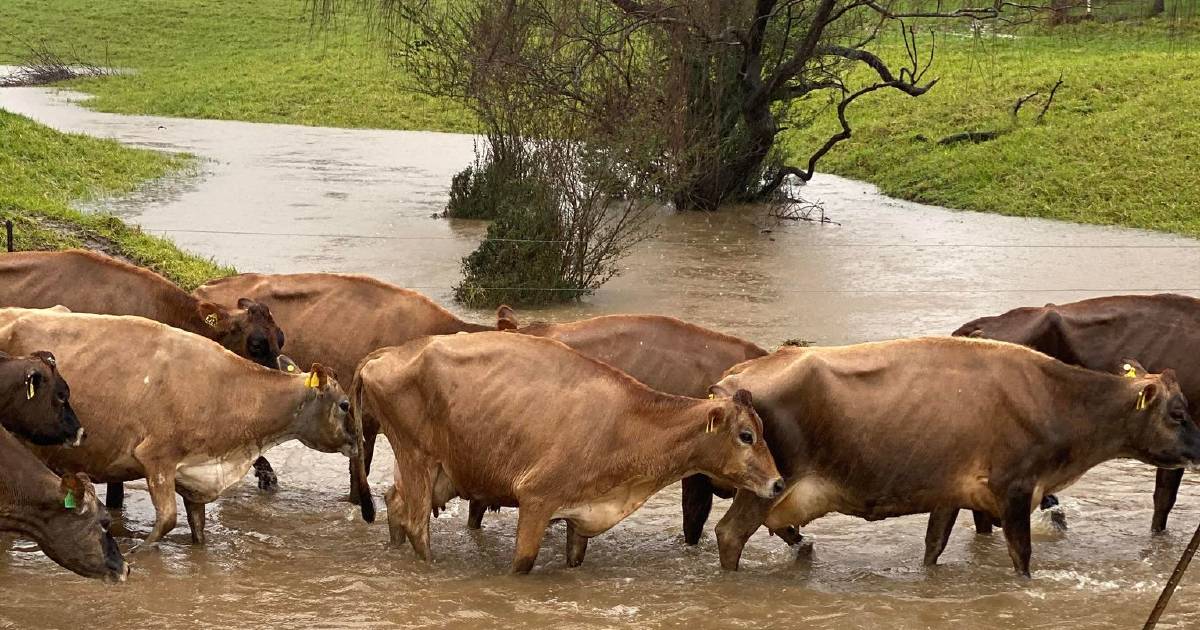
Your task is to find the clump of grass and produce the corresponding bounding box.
[0,109,232,289]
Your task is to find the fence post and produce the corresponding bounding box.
[5,219,12,252]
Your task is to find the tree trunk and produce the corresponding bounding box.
[1150,0,1165,15]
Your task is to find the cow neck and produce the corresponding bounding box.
[1051,368,1147,467]
[0,431,58,538]
[615,396,716,484]
[215,372,315,453]
[161,289,219,341]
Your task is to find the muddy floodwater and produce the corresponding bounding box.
[4,85,1200,629]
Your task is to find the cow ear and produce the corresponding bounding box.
[196,302,229,331]
[1118,359,1148,379]
[968,329,985,338]
[496,305,519,331]
[277,354,300,373]
[705,406,726,434]
[733,388,753,407]
[236,297,257,311]
[30,351,57,369]
[307,363,329,389]
[1137,381,1159,411]
[58,473,90,513]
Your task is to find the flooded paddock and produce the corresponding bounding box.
[3,85,1200,629]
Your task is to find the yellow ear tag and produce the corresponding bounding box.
[1123,364,1138,379]
[27,380,35,400]
[1136,389,1148,411]
[204,313,219,328]
[708,393,715,399]
[286,364,297,373]
[304,373,320,389]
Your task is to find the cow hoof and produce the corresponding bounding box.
[255,469,279,492]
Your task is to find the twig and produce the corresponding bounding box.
[1037,75,1064,125]
[1012,91,1039,118]
[1143,518,1200,629]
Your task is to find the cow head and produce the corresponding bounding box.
[0,351,83,447]
[698,388,784,500]
[1118,360,1200,469]
[197,298,285,368]
[278,356,357,459]
[496,304,520,331]
[37,473,129,582]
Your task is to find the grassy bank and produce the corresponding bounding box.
[780,20,1200,237]
[3,1,1198,236]
[0,0,473,132]
[0,110,232,289]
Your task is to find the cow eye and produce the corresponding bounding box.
[338,400,351,414]
[738,430,754,445]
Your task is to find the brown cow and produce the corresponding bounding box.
[708,337,1200,576]
[483,305,768,544]
[1,350,83,447]
[0,429,129,581]
[954,293,1200,533]
[351,331,784,573]
[0,308,364,545]
[193,272,492,502]
[0,250,287,501]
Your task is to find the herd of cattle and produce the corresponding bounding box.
[1,249,1199,582]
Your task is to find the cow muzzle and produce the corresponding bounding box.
[758,477,786,500]
[66,427,86,448]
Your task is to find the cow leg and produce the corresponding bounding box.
[385,485,408,547]
[252,457,278,491]
[971,510,994,534]
[511,506,552,574]
[715,490,774,571]
[1152,468,1185,533]
[467,500,488,530]
[143,468,179,546]
[183,499,207,545]
[349,421,379,505]
[105,482,125,510]
[1000,490,1034,577]
[923,507,959,566]
[565,521,589,568]
[681,474,715,545]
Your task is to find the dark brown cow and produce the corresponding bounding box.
[954,293,1200,533]
[0,250,287,501]
[0,429,128,581]
[0,351,82,447]
[194,272,492,502]
[485,305,768,544]
[351,332,783,573]
[0,308,363,545]
[708,337,1200,576]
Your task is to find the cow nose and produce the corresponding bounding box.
[769,478,785,498]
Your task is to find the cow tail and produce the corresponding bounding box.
[349,365,376,524]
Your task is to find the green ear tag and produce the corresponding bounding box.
[63,490,77,510]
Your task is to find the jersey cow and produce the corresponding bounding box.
[351,332,783,573]
[193,273,493,502]
[482,305,768,544]
[707,338,1200,576]
[0,429,128,581]
[955,293,1200,533]
[0,250,287,502]
[0,308,362,546]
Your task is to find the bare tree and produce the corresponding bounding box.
[314,0,1040,211]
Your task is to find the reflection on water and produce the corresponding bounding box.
[3,86,1200,629]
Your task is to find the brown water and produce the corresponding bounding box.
[4,85,1200,629]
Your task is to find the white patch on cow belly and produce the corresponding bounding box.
[554,479,660,537]
[175,444,265,502]
[765,476,842,530]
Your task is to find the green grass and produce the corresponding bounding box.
[0,0,474,132]
[0,109,233,289]
[3,1,1198,237]
[780,19,1200,236]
